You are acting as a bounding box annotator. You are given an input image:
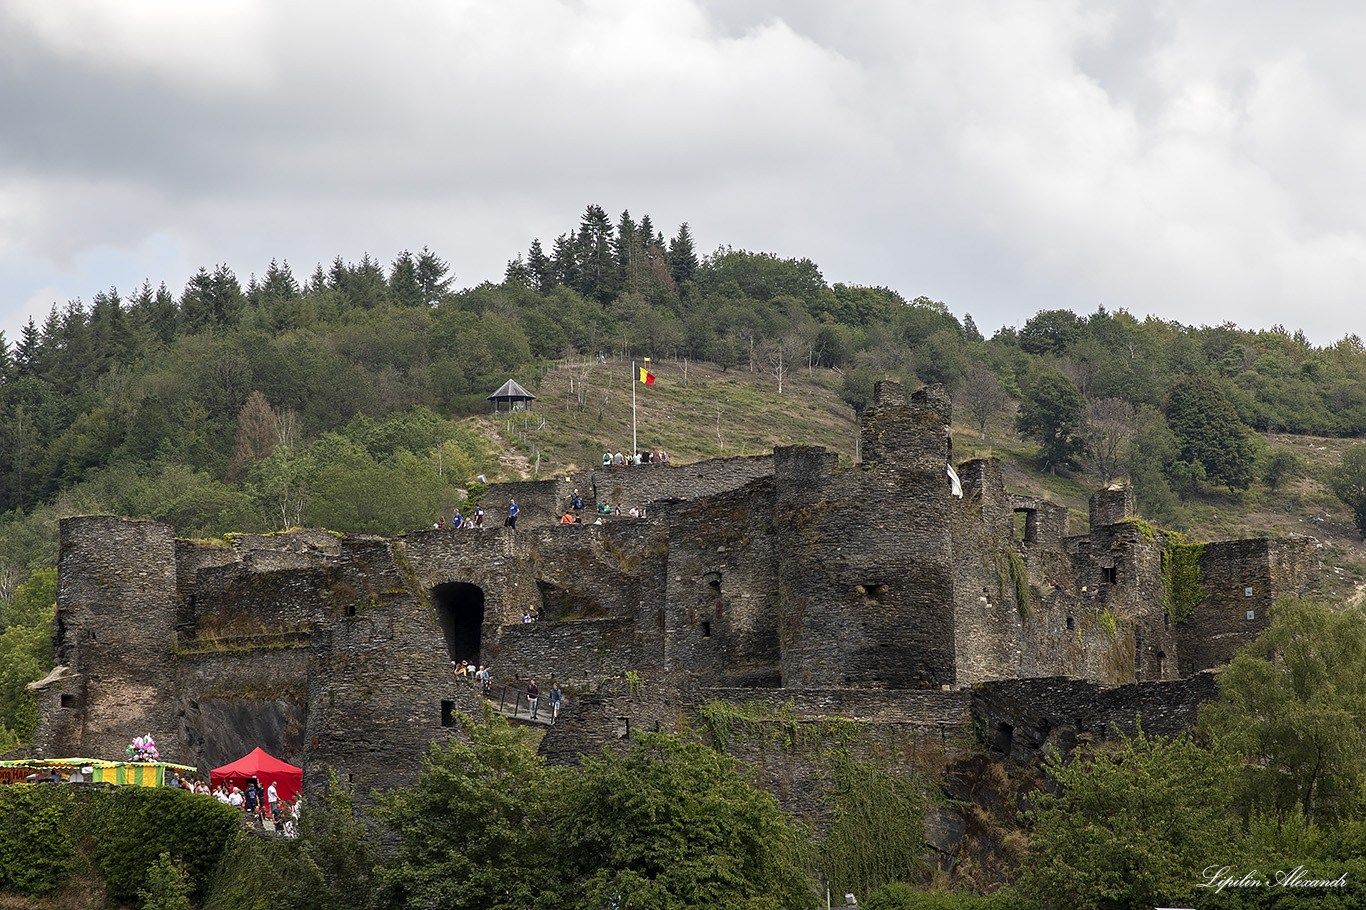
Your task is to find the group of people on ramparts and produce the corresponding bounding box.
[602,449,669,466]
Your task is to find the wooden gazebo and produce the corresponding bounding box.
[487,379,536,414]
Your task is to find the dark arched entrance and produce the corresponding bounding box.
[432,582,485,665]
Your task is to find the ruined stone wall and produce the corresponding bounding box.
[663,482,782,687]
[690,688,971,823]
[1060,523,1174,684]
[859,381,953,474]
[1177,537,1320,676]
[173,631,309,768]
[584,455,776,512]
[774,444,957,690]
[951,459,1026,686]
[970,672,1219,764]
[36,388,1321,807]
[192,564,340,632]
[1089,485,1135,529]
[480,478,568,529]
[172,540,238,624]
[301,534,478,799]
[35,517,183,762]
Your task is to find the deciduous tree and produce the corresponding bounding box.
[1199,597,1366,827]
[1015,369,1084,472]
[1020,727,1238,910]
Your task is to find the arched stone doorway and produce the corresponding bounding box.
[432,582,485,665]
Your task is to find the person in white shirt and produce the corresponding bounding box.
[267,781,279,819]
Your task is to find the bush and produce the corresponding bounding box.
[92,786,240,904]
[0,784,76,896]
[139,851,193,910]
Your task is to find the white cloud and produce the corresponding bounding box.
[3,0,1366,344]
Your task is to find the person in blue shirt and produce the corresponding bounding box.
[507,499,519,529]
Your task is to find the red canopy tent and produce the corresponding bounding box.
[210,747,302,802]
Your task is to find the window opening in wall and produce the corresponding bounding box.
[441,700,455,727]
[432,582,486,665]
[60,693,75,708]
[706,574,721,596]
[858,583,886,603]
[616,716,631,738]
[1012,510,1031,541]
[1066,616,1074,631]
[701,621,712,638]
[1103,566,1118,585]
[344,602,356,617]
[1157,651,1166,677]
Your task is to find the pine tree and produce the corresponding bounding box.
[551,233,580,291]
[211,264,246,327]
[503,254,533,288]
[307,263,328,294]
[348,254,389,309]
[615,209,641,293]
[575,204,616,303]
[389,250,423,307]
[149,282,178,343]
[328,255,350,292]
[669,223,698,286]
[526,239,553,293]
[16,318,39,375]
[261,259,301,302]
[415,247,454,305]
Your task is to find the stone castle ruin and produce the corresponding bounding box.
[32,381,1319,804]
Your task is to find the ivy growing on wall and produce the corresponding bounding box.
[1004,548,1031,617]
[1161,531,1207,623]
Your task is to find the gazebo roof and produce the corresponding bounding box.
[487,379,536,401]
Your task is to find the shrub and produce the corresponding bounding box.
[0,784,76,896]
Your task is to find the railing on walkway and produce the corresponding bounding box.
[454,674,560,724]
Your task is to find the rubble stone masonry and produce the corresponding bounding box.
[33,381,1320,804]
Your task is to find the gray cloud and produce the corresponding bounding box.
[2,0,1365,345]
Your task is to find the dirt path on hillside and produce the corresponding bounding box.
[475,416,534,480]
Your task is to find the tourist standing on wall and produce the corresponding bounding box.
[507,499,519,528]
[549,683,562,724]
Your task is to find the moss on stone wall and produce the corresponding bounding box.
[1115,517,1158,542]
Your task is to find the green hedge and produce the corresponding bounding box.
[0,785,77,896]
[91,785,241,904]
[0,783,240,905]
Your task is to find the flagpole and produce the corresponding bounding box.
[632,360,637,457]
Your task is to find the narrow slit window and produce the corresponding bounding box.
[441,700,455,727]
[701,621,712,639]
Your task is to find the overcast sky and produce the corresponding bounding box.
[3,0,1365,347]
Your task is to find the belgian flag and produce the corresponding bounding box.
[638,367,655,386]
